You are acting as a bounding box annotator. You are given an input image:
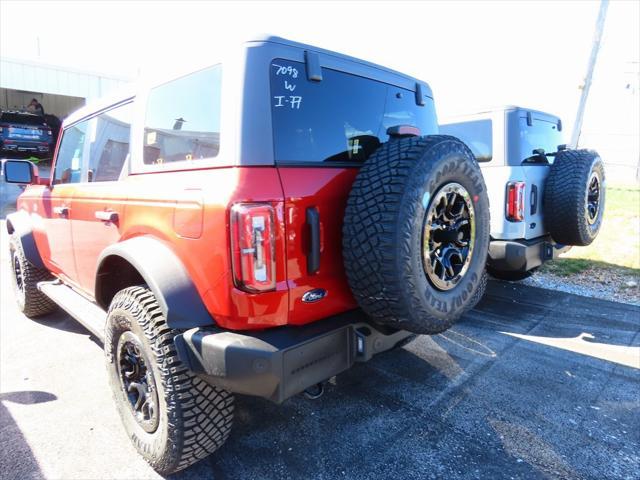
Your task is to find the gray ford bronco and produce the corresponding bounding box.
[441,106,605,281]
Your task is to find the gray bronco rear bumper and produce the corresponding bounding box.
[488,236,570,272]
[174,310,412,404]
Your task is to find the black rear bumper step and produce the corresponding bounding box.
[487,236,570,272]
[174,310,412,404]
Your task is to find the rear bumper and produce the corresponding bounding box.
[488,236,570,272]
[1,140,50,154]
[174,310,412,404]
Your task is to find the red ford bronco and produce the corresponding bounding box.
[3,36,603,474]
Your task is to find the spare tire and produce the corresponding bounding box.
[343,135,490,334]
[544,149,605,246]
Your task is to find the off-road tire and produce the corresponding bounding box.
[343,135,490,334]
[544,149,605,246]
[486,266,536,282]
[105,286,234,475]
[8,233,57,317]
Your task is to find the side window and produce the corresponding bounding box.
[53,121,89,185]
[88,102,133,182]
[439,120,493,162]
[143,65,222,165]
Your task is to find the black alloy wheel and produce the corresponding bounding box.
[13,253,24,294]
[422,182,475,291]
[586,171,601,225]
[116,331,159,433]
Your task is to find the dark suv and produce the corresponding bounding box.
[0,110,54,158]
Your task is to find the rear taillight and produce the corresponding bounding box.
[230,203,276,292]
[506,181,526,222]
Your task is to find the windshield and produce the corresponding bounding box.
[270,59,437,165]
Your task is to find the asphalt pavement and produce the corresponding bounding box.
[0,217,639,480]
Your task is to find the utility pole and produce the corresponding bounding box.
[570,0,609,149]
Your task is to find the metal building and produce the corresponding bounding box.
[0,57,131,120]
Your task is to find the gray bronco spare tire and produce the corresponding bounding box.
[544,149,605,246]
[343,135,490,334]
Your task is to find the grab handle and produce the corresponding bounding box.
[306,207,320,275]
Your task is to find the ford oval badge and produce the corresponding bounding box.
[302,288,327,303]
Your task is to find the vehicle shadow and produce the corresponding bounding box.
[29,310,103,347]
[0,391,57,480]
[28,311,102,348]
[476,280,640,348]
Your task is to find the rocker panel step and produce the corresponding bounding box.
[38,281,106,342]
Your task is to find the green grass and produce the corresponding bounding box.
[542,258,639,277]
[542,258,593,276]
[540,185,640,277]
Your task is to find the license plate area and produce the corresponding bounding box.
[281,326,353,400]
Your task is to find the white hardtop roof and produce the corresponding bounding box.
[64,34,431,127]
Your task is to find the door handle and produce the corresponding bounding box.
[53,206,69,217]
[306,207,320,275]
[95,210,118,223]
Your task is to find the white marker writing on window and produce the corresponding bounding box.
[273,95,303,109]
[289,96,302,109]
[272,64,299,78]
[284,81,296,92]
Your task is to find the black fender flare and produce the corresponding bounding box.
[5,210,46,269]
[96,236,214,329]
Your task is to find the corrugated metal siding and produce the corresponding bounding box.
[0,58,130,100]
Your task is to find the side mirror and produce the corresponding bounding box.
[3,160,38,184]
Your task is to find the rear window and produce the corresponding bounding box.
[270,59,437,165]
[439,120,492,162]
[0,112,46,126]
[519,117,562,161]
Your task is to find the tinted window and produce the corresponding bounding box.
[89,102,133,182]
[519,117,562,162]
[270,59,437,164]
[439,120,492,162]
[53,121,88,185]
[143,65,222,165]
[0,112,46,126]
